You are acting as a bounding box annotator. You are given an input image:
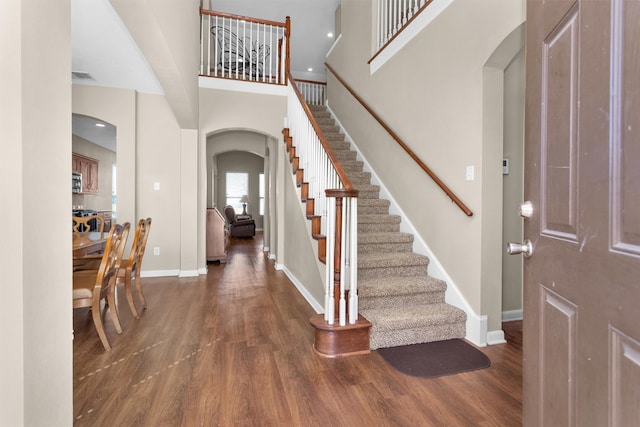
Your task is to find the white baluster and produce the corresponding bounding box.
[348,197,358,324]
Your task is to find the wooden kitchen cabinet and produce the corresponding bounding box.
[72,153,99,194]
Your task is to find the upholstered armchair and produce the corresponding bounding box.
[224,205,256,238]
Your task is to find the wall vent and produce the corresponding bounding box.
[72,71,94,80]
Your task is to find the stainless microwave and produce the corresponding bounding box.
[72,172,82,193]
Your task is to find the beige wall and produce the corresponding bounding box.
[135,93,184,272]
[327,0,525,339]
[1,0,73,424]
[73,86,193,275]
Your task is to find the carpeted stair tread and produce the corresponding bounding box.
[361,303,466,333]
[358,200,390,215]
[359,274,444,294]
[358,232,414,245]
[359,252,429,270]
[358,232,414,254]
[358,214,401,224]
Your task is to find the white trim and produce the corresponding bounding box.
[199,76,288,97]
[502,309,523,322]
[274,262,283,270]
[179,270,199,278]
[487,330,507,345]
[326,102,487,347]
[198,267,208,275]
[370,0,454,74]
[141,269,180,278]
[281,265,324,314]
[326,33,341,59]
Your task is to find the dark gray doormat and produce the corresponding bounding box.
[377,339,491,378]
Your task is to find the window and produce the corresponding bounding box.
[259,173,265,215]
[226,172,248,214]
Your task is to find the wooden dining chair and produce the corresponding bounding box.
[72,215,105,240]
[73,215,105,270]
[117,218,152,319]
[73,222,130,351]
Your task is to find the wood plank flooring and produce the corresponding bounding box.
[73,233,522,426]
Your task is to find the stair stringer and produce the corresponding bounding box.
[325,102,490,347]
[279,134,328,313]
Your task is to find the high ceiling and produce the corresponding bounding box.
[71,0,341,150]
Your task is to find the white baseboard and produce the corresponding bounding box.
[502,309,523,322]
[281,265,324,314]
[487,330,507,345]
[178,270,199,278]
[141,269,179,278]
[140,269,205,278]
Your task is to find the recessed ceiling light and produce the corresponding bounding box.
[327,32,333,38]
[308,68,313,72]
[95,123,106,128]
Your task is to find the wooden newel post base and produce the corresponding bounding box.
[309,314,371,358]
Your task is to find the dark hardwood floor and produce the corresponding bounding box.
[73,233,522,426]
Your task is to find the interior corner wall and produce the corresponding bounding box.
[135,93,183,273]
[1,0,73,424]
[501,48,525,315]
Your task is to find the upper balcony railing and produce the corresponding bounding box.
[374,0,434,60]
[200,9,290,85]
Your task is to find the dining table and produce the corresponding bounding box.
[73,233,106,259]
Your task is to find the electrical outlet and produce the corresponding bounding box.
[153,182,160,191]
[153,247,160,256]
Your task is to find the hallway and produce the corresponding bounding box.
[73,233,522,426]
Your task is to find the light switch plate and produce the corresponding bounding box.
[466,165,475,181]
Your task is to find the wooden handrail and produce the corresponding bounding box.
[200,8,287,28]
[324,63,473,217]
[288,72,354,191]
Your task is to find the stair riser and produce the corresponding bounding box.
[358,223,400,233]
[323,133,345,141]
[329,141,351,151]
[334,151,358,161]
[358,265,427,280]
[357,190,381,199]
[358,242,413,254]
[369,323,466,350]
[359,293,445,310]
[358,207,390,215]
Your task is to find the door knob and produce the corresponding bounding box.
[506,239,533,257]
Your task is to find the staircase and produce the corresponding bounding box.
[309,105,467,350]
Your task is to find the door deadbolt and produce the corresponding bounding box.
[518,201,533,219]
